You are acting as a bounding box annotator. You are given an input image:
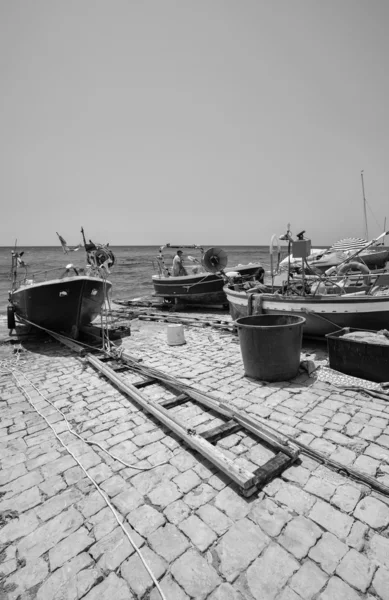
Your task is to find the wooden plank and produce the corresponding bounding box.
[253,452,294,487]
[49,332,86,355]
[201,420,242,443]
[86,355,256,490]
[132,377,157,389]
[159,394,189,409]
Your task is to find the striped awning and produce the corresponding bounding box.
[330,238,368,252]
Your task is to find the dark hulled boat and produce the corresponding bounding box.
[8,229,114,339]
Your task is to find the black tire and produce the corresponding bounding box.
[7,306,16,330]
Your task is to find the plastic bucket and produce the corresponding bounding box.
[167,324,186,346]
[236,314,305,381]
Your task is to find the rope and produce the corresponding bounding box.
[0,357,167,600]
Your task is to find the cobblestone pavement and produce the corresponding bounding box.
[1,317,389,599]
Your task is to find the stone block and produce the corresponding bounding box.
[179,515,217,551]
[308,532,348,574]
[37,487,84,521]
[367,534,389,569]
[275,482,316,515]
[304,476,336,500]
[214,486,251,520]
[127,504,166,537]
[309,500,353,539]
[49,526,95,570]
[290,560,328,599]
[318,576,361,600]
[245,542,299,599]
[336,548,375,592]
[173,469,202,493]
[148,523,190,562]
[17,507,84,560]
[3,557,48,600]
[184,483,216,509]
[90,526,134,572]
[111,487,143,515]
[121,547,167,597]
[148,480,182,508]
[372,567,389,600]
[354,496,389,529]
[82,572,133,600]
[215,518,269,581]
[164,500,191,525]
[249,497,290,537]
[171,549,221,597]
[0,485,41,513]
[353,455,379,476]
[197,504,233,535]
[279,516,322,559]
[331,484,361,513]
[149,573,188,600]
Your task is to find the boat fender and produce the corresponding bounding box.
[337,261,371,286]
[7,305,16,330]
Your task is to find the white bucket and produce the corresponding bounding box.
[167,324,186,346]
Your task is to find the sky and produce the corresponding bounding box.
[1,0,389,247]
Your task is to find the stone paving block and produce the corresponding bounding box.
[372,567,389,600]
[121,547,167,597]
[77,489,107,517]
[208,583,245,599]
[215,518,269,582]
[184,482,216,508]
[171,548,221,598]
[179,514,217,551]
[308,532,349,573]
[89,507,118,541]
[367,534,389,569]
[49,525,95,570]
[0,558,17,578]
[147,479,182,508]
[318,576,363,600]
[354,455,380,475]
[37,487,84,521]
[163,499,190,525]
[82,572,133,600]
[283,464,311,486]
[3,557,48,600]
[148,523,190,562]
[40,454,77,478]
[309,499,353,539]
[279,516,322,559]
[214,486,251,520]
[173,469,202,493]
[336,548,375,593]
[149,573,189,600]
[304,475,336,500]
[17,506,84,560]
[25,450,61,470]
[0,485,41,513]
[248,497,291,537]
[354,496,389,529]
[0,511,39,545]
[130,464,179,495]
[275,482,316,515]
[290,560,328,599]
[277,586,305,600]
[244,542,300,600]
[0,470,43,498]
[331,484,361,513]
[111,487,143,515]
[36,552,95,600]
[90,526,134,572]
[99,474,128,497]
[127,504,166,537]
[347,520,369,551]
[197,504,233,535]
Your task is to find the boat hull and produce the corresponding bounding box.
[224,285,389,337]
[10,276,111,338]
[309,249,389,273]
[152,263,263,305]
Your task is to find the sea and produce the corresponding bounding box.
[0,245,300,315]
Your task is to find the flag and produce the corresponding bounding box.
[56,232,81,253]
[57,232,69,254]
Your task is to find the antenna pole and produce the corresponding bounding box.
[361,170,368,240]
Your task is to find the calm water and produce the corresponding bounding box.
[0,245,291,314]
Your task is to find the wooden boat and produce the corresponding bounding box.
[8,229,114,339]
[225,228,389,337]
[224,283,389,337]
[152,244,264,305]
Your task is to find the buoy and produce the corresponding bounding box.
[167,324,186,346]
[7,306,16,331]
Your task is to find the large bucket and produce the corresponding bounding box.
[236,314,305,382]
[167,323,186,346]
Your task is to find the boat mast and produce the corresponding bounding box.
[361,170,368,240]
